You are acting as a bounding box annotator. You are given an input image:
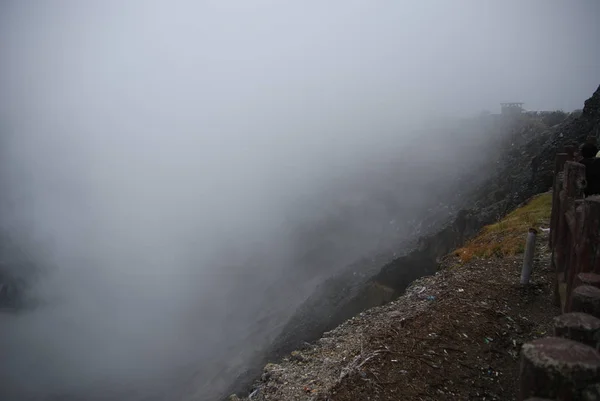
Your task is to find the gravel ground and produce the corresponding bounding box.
[233,226,558,401]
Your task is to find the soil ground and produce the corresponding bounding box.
[236,194,559,401]
[327,252,557,401]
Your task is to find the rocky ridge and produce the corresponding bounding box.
[235,203,558,400]
[229,84,600,399]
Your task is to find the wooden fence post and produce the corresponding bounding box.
[578,196,600,275]
[565,198,600,311]
[519,337,600,400]
[571,285,600,318]
[553,312,600,349]
[552,164,567,308]
[565,199,587,311]
[550,153,569,248]
[573,198,600,273]
[574,273,600,290]
[556,162,586,311]
[557,162,586,274]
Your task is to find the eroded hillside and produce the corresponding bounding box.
[235,192,558,401]
[229,85,600,399]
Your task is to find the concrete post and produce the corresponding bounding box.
[521,228,537,285]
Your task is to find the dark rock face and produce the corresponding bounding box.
[583,86,600,119]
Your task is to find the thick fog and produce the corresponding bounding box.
[0,1,598,400]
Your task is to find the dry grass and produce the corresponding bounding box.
[454,192,552,263]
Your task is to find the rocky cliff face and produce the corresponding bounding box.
[227,85,600,399]
[480,85,600,215]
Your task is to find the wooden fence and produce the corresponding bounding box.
[519,148,600,400]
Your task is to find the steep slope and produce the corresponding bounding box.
[228,84,600,399]
[236,193,558,401]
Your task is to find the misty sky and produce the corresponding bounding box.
[0,1,599,400]
[2,1,600,123]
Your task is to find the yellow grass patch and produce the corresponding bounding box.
[454,192,552,263]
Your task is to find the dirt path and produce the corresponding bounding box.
[237,203,559,401]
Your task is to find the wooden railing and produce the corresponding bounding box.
[519,149,600,400]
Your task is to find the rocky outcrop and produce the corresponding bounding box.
[583,85,600,119]
[479,84,600,216]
